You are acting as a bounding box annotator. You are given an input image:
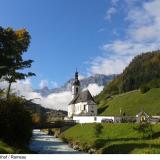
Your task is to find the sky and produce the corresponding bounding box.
[0,0,160,110]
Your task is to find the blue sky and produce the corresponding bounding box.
[0,0,160,89]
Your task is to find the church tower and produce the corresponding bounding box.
[72,71,80,98]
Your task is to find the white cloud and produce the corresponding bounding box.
[0,79,71,111]
[105,7,117,20]
[78,74,85,80]
[83,83,104,96]
[89,0,160,75]
[90,55,130,75]
[127,0,160,42]
[103,40,160,56]
[0,80,104,111]
[111,0,119,6]
[39,80,48,89]
[34,91,72,111]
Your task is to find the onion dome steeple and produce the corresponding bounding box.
[73,70,80,86]
[72,69,80,98]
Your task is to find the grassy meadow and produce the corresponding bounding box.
[60,123,160,154]
[98,88,160,116]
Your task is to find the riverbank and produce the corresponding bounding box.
[0,140,33,154]
[60,123,160,154]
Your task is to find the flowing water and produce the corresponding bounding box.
[29,129,82,154]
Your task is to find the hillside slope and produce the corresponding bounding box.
[98,88,160,116]
[98,51,160,96]
[61,123,160,154]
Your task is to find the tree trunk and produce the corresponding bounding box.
[6,81,12,99]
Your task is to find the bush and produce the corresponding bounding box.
[140,85,150,93]
[134,122,153,139]
[148,79,160,88]
[0,96,33,147]
[94,124,103,137]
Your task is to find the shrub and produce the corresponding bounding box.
[148,79,160,88]
[0,96,33,147]
[140,85,150,93]
[134,122,153,139]
[94,123,103,137]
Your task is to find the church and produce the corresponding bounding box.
[68,71,97,118]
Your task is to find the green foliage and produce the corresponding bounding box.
[140,85,150,93]
[99,88,160,116]
[147,79,160,88]
[61,123,160,154]
[0,140,15,154]
[134,122,153,139]
[98,51,160,98]
[0,96,33,147]
[0,26,35,98]
[94,123,103,137]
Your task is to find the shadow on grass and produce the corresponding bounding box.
[101,143,160,154]
[94,137,142,149]
[152,131,160,139]
[98,105,109,115]
[94,133,160,154]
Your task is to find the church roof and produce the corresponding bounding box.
[69,89,96,105]
[136,111,150,118]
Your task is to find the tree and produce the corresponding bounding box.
[94,123,103,137]
[0,26,35,98]
[134,122,153,139]
[0,96,33,146]
[140,84,150,94]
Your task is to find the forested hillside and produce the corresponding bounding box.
[97,51,160,99]
[96,51,160,116]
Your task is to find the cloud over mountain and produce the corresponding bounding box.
[89,0,160,76]
[0,74,110,111]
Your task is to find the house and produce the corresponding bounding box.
[136,111,150,123]
[68,71,97,118]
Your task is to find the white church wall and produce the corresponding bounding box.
[68,104,75,117]
[73,102,97,116]
[73,116,114,123]
[73,116,96,123]
[74,102,87,115]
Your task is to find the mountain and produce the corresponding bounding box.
[36,74,115,97]
[98,50,160,97]
[24,101,67,127]
[96,50,160,116]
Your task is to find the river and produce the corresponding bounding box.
[29,129,82,154]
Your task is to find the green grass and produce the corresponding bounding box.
[0,140,15,154]
[0,140,34,154]
[60,123,160,154]
[98,88,160,116]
